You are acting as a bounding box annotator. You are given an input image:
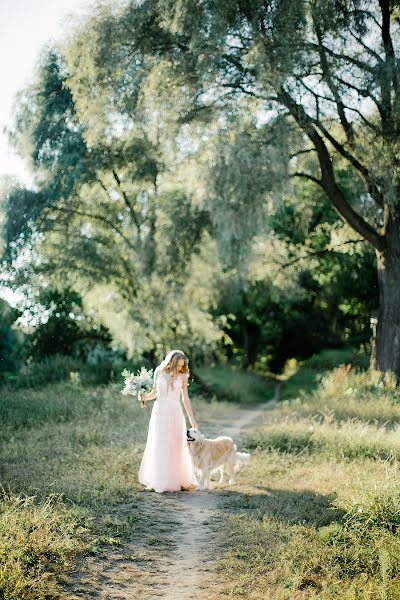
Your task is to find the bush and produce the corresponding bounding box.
[0,325,20,378]
[305,347,369,371]
[2,354,83,390]
[195,364,275,404]
[1,354,153,390]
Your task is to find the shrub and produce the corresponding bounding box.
[195,364,275,404]
[2,354,82,389]
[337,485,400,532]
[1,355,153,390]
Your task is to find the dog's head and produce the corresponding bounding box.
[186,428,204,443]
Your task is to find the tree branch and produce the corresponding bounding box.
[289,148,317,159]
[290,172,323,186]
[111,170,142,231]
[278,88,385,252]
[348,30,383,64]
[305,42,376,74]
[53,206,137,252]
[333,75,381,110]
[312,14,355,143]
[280,239,366,268]
[311,119,384,207]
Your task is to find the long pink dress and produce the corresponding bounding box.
[138,369,198,493]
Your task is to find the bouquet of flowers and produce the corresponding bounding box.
[121,367,154,408]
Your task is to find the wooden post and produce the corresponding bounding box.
[370,312,378,371]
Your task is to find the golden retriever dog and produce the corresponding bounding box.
[186,428,251,490]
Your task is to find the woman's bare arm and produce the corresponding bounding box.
[140,387,157,402]
[181,378,198,428]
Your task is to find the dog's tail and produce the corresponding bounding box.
[235,451,251,464]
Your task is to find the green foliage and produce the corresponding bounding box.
[3,45,216,362]
[0,298,21,377]
[0,325,19,376]
[305,348,369,371]
[1,0,390,376]
[0,353,154,392]
[195,363,276,404]
[1,355,83,393]
[24,288,113,361]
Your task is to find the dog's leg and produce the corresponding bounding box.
[198,465,208,490]
[228,459,236,484]
[203,466,210,490]
[218,465,224,483]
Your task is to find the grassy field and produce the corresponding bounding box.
[211,355,400,599]
[0,365,266,599]
[3,351,400,599]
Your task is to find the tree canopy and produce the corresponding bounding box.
[1,0,396,372]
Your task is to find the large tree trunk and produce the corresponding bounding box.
[375,211,400,376]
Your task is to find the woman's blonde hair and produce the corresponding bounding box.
[163,350,189,379]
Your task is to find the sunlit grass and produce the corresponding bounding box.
[0,375,243,598]
[0,494,91,600]
[211,358,400,599]
[4,354,400,599]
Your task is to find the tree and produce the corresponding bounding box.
[25,288,113,361]
[65,0,400,374]
[2,47,216,360]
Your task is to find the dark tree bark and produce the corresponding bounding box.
[375,210,400,374]
[278,87,400,376]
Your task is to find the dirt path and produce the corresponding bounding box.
[161,392,278,600]
[63,390,278,599]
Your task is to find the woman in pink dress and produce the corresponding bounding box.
[138,349,199,493]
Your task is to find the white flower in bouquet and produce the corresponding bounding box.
[121,367,154,407]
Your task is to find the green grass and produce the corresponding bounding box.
[195,363,276,404]
[0,381,104,429]
[210,352,400,600]
[0,369,245,599]
[0,494,91,600]
[279,347,370,401]
[3,350,400,599]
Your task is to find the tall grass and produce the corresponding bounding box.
[245,415,400,461]
[212,352,400,599]
[0,371,244,598]
[0,494,90,600]
[0,381,104,430]
[279,347,370,401]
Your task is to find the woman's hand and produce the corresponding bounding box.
[139,391,147,403]
[191,420,199,429]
